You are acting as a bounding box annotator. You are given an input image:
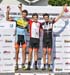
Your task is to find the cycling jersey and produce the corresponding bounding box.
[17,18,28,28]
[29,20,41,49]
[42,22,53,39]
[13,17,29,46]
[16,18,29,35]
[42,21,54,48]
[29,20,41,39]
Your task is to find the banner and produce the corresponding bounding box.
[0,5,70,74]
[0,21,16,73]
[53,11,70,72]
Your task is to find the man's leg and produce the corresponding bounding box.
[15,43,20,71]
[42,48,47,70]
[27,48,33,70]
[47,48,52,71]
[34,38,40,70]
[22,43,27,69]
[34,48,38,70]
[27,38,34,70]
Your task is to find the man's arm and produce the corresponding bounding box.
[55,4,67,22]
[6,6,10,21]
[18,4,22,15]
[6,6,14,21]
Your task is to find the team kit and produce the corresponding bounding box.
[6,4,68,72]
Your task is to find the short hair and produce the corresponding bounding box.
[22,10,28,15]
[43,13,49,18]
[32,13,38,18]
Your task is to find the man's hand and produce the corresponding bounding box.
[63,4,67,9]
[63,4,68,12]
[18,3,22,10]
[7,6,10,12]
[6,6,10,21]
[55,4,68,22]
[18,4,22,15]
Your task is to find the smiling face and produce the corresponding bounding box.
[22,10,28,18]
[32,15,38,22]
[43,15,49,22]
[43,13,49,22]
[32,13,38,22]
[22,12,27,18]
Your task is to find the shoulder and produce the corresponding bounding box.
[41,22,45,25]
[26,18,30,21]
[14,17,20,21]
[38,22,41,25]
[50,18,56,24]
[40,22,46,26]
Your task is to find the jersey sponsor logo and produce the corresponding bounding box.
[42,22,52,30]
[17,18,28,28]
[31,22,40,38]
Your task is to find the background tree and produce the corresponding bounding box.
[48,0,70,6]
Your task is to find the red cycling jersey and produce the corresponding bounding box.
[29,20,41,39]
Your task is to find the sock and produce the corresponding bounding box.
[44,64,46,68]
[28,61,31,68]
[16,62,18,66]
[35,61,37,67]
[48,64,50,68]
[22,63,24,66]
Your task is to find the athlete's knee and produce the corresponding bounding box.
[29,48,33,51]
[15,48,19,54]
[43,48,47,55]
[15,43,20,49]
[34,48,38,51]
[34,51,38,55]
[22,49,26,54]
[48,48,52,55]
[34,48,38,54]
[22,43,26,49]
[29,48,33,55]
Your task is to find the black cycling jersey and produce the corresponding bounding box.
[42,21,53,39]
